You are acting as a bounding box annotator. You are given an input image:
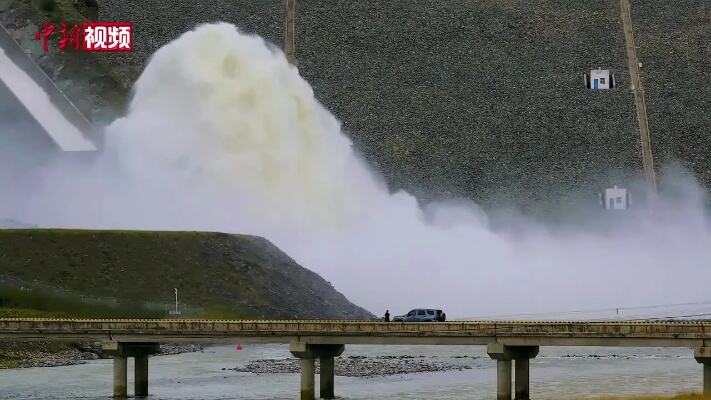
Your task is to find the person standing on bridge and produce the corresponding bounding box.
[384,310,390,322]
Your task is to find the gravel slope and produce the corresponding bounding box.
[96,0,644,211]
[97,0,284,83]
[633,0,711,193]
[9,0,709,211]
[296,0,641,210]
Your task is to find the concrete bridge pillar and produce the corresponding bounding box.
[495,359,512,400]
[514,358,531,400]
[103,342,160,398]
[113,356,127,398]
[299,358,316,400]
[488,344,539,400]
[135,355,149,397]
[694,348,711,395]
[291,343,345,400]
[319,356,335,399]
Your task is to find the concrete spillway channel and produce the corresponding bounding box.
[619,0,656,190]
[0,23,96,152]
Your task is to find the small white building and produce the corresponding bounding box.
[600,185,631,210]
[586,69,616,90]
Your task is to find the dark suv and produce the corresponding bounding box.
[392,309,446,322]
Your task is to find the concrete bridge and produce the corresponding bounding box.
[1,318,710,399]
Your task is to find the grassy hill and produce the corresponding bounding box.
[0,229,373,319]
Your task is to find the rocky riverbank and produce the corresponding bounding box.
[226,352,693,378]
[228,354,479,378]
[0,341,204,369]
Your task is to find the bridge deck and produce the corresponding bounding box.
[0,319,709,347]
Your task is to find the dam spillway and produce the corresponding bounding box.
[0,23,96,152]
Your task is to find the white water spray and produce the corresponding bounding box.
[5,24,711,318]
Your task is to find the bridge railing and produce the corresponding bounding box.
[0,319,708,339]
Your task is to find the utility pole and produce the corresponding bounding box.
[620,0,657,190]
[285,0,296,64]
[168,288,181,316]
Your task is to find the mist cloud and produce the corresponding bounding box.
[1,24,710,319]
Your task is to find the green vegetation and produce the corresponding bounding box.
[0,288,164,319]
[39,0,56,13]
[0,307,73,318]
[0,359,18,368]
[26,0,85,23]
[0,229,372,320]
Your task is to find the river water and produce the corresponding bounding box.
[0,345,703,399]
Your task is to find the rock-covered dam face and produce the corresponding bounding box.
[97,0,709,210]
